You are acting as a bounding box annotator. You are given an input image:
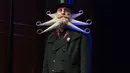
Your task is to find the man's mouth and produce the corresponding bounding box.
[59,15,68,18]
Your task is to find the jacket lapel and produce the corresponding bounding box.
[52,31,82,51]
[47,31,58,44]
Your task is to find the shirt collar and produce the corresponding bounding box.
[56,30,70,39]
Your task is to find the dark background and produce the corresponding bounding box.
[0,0,129,73]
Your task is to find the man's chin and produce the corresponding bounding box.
[58,16,70,19]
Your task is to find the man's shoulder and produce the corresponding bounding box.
[47,31,57,39]
[69,30,85,36]
[47,30,87,40]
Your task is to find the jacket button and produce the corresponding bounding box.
[53,60,55,62]
[62,48,65,52]
[52,70,55,72]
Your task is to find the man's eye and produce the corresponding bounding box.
[58,8,62,12]
[60,9,62,11]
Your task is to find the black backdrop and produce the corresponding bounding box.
[0,0,129,73]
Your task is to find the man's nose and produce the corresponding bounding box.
[61,10,65,14]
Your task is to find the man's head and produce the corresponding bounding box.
[56,3,73,18]
[56,7,71,18]
[55,4,73,32]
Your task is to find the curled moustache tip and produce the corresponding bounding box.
[36,21,41,26]
[46,11,51,15]
[37,29,43,34]
[84,28,91,34]
[86,19,92,25]
[79,10,84,14]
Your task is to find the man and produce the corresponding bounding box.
[41,3,91,73]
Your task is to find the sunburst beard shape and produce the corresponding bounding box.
[36,10,92,34]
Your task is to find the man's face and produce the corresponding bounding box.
[56,7,72,32]
[56,7,71,18]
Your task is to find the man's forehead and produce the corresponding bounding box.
[57,7,70,10]
[57,7,71,12]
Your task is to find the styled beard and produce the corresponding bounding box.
[56,22,67,32]
[36,10,91,34]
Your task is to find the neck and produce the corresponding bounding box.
[56,27,66,33]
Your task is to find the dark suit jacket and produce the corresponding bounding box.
[42,30,90,73]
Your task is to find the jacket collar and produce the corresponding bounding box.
[47,30,82,51]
